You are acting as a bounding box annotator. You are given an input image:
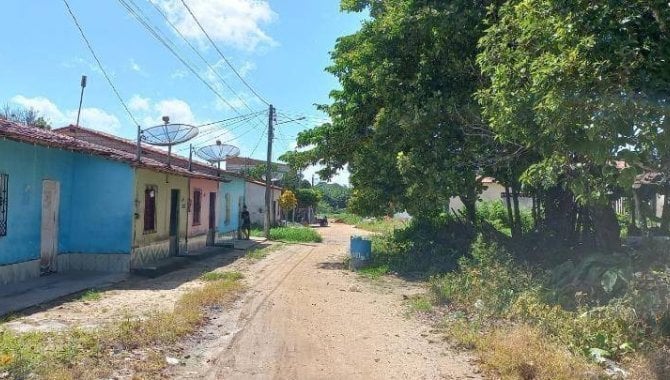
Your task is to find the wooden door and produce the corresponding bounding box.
[169,189,180,255]
[40,180,60,274]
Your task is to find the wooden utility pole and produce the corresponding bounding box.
[264,104,274,238]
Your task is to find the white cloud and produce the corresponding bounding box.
[152,99,197,125]
[170,69,188,79]
[128,95,151,112]
[10,95,121,133]
[129,58,143,73]
[11,95,64,121]
[153,0,277,51]
[66,108,121,133]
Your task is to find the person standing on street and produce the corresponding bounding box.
[241,205,251,240]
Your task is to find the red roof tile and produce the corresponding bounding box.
[0,119,218,180]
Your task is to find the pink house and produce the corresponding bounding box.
[186,177,220,251]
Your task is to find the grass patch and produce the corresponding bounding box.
[0,270,244,379]
[246,243,284,260]
[200,270,244,282]
[328,213,364,225]
[357,264,389,280]
[407,295,433,313]
[268,227,322,243]
[78,289,102,302]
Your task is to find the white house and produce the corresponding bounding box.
[244,180,282,226]
[449,177,533,212]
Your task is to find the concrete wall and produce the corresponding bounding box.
[449,182,533,212]
[131,168,188,268]
[0,140,134,282]
[218,177,246,236]
[245,182,282,226]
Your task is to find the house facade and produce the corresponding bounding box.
[0,121,135,284]
[56,126,245,252]
[245,180,282,226]
[448,177,533,212]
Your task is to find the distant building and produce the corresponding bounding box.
[224,156,289,174]
[448,177,533,212]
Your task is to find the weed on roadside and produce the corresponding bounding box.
[407,294,433,313]
[0,272,245,379]
[78,289,102,302]
[246,244,285,260]
[200,270,244,282]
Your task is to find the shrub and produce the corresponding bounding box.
[268,227,322,243]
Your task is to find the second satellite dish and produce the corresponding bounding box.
[196,141,241,163]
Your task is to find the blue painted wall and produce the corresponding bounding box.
[61,154,134,254]
[0,140,134,266]
[218,176,246,234]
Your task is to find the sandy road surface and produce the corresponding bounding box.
[171,224,481,380]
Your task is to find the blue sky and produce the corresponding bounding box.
[0,0,363,183]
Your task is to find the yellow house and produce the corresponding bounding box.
[131,168,190,269]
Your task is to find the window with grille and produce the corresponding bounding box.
[193,189,202,226]
[0,173,7,237]
[144,186,157,233]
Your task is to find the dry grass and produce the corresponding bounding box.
[626,347,670,380]
[480,325,597,380]
[446,320,597,380]
[0,271,244,379]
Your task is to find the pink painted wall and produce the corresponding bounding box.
[188,178,220,237]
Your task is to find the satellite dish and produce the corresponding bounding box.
[141,116,199,167]
[195,141,240,163]
[195,141,240,176]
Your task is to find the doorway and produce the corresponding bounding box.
[169,189,180,256]
[40,180,60,274]
[207,192,216,245]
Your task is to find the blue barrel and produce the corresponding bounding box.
[350,236,372,261]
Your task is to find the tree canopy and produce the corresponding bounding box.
[282,0,670,247]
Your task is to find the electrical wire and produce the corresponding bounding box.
[179,0,270,106]
[148,0,257,113]
[175,111,265,153]
[116,0,242,114]
[62,0,140,127]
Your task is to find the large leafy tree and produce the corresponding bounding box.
[283,0,502,220]
[477,0,670,244]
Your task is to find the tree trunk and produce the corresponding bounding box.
[661,186,670,233]
[504,185,514,232]
[633,189,647,233]
[592,204,621,251]
[511,182,522,239]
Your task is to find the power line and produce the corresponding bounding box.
[175,111,265,153]
[147,0,257,113]
[116,0,243,114]
[179,0,270,106]
[62,0,140,127]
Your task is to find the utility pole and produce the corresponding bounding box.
[75,75,87,127]
[264,104,275,238]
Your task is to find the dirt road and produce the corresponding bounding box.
[172,224,481,380]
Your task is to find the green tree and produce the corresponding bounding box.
[282,0,500,221]
[477,0,670,245]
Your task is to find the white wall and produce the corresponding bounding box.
[244,182,281,225]
[449,182,533,212]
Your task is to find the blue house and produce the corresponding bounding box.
[0,120,136,284]
[217,174,247,240]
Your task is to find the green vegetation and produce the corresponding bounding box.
[200,270,244,282]
[268,227,322,243]
[363,214,670,377]
[245,244,285,260]
[0,271,244,379]
[78,289,102,302]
